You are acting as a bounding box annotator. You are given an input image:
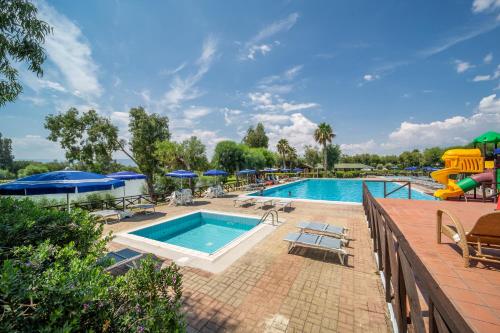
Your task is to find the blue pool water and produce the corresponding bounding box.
[130,212,259,254]
[250,179,435,202]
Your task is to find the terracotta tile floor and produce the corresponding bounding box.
[105,196,392,332]
[378,199,499,333]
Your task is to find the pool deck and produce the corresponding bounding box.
[377,199,500,333]
[105,195,392,332]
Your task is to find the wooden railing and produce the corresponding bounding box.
[364,179,412,199]
[362,182,472,333]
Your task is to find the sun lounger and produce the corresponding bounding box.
[102,248,158,276]
[298,221,348,244]
[284,232,347,265]
[129,203,155,214]
[233,197,255,207]
[437,209,500,267]
[254,198,273,210]
[90,209,132,223]
[275,199,293,212]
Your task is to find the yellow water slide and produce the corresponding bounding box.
[431,148,484,199]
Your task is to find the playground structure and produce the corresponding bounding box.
[431,131,500,201]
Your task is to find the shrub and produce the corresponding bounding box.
[0,168,14,179]
[0,197,185,331]
[17,163,50,178]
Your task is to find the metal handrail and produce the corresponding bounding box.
[259,209,279,226]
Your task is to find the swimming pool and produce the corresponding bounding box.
[249,179,435,203]
[130,211,260,254]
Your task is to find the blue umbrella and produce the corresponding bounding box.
[281,168,291,172]
[166,170,198,189]
[237,169,256,175]
[107,171,146,180]
[292,168,304,173]
[0,170,125,211]
[203,169,228,176]
[203,169,228,185]
[404,166,418,171]
[262,168,279,173]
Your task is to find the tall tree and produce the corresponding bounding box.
[128,107,170,196]
[314,123,335,174]
[304,145,321,168]
[0,132,14,170]
[0,0,52,107]
[325,144,341,170]
[212,141,245,173]
[45,108,120,173]
[276,139,290,169]
[155,136,208,171]
[243,123,269,148]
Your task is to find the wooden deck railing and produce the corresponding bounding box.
[362,182,472,333]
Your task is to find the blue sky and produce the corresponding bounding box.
[2,0,500,160]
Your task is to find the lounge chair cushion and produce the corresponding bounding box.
[284,232,342,250]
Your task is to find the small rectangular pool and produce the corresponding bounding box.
[130,211,260,254]
[249,179,435,203]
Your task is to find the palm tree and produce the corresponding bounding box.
[276,139,289,169]
[314,123,335,174]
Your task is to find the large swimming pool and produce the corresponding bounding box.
[130,211,260,254]
[249,179,435,203]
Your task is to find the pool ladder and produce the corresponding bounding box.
[259,210,279,226]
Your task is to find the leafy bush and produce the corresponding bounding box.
[0,168,14,179]
[75,192,118,210]
[17,163,50,178]
[0,197,185,331]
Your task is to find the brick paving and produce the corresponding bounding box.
[378,199,499,333]
[106,196,392,332]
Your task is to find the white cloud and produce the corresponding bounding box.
[363,74,379,81]
[248,92,319,112]
[252,113,290,124]
[472,0,500,13]
[242,13,299,60]
[257,65,303,94]
[160,62,187,76]
[265,113,317,154]
[473,74,492,81]
[183,106,213,119]
[341,94,500,154]
[161,36,217,109]
[340,140,378,155]
[20,96,46,106]
[455,60,474,73]
[221,108,243,125]
[37,0,102,98]
[11,135,65,160]
[484,52,494,63]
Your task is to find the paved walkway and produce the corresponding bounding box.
[106,197,391,333]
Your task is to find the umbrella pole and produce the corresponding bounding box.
[67,193,70,213]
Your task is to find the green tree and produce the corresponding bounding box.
[155,136,208,171]
[325,144,341,170]
[128,107,170,196]
[243,123,269,148]
[0,0,52,107]
[423,147,444,166]
[45,108,121,173]
[304,145,321,167]
[314,122,336,173]
[276,139,290,169]
[0,132,14,170]
[212,140,245,173]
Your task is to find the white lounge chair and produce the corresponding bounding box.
[129,203,155,214]
[254,198,273,210]
[215,185,225,197]
[233,197,255,207]
[297,221,348,245]
[181,189,193,204]
[284,232,347,265]
[203,187,216,198]
[90,209,132,224]
[275,199,293,212]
